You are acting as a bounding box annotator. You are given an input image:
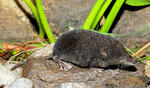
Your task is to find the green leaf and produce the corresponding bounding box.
[100,0,125,33]
[31,43,45,47]
[82,0,105,30]
[12,50,18,55]
[91,0,112,30]
[0,49,3,53]
[125,0,150,6]
[143,56,150,60]
[125,47,145,63]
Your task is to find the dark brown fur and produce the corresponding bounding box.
[53,29,135,68]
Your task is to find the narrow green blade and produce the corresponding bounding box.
[100,0,125,33]
[82,0,105,30]
[125,0,150,6]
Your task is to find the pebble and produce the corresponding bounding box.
[4,78,33,88]
[0,64,18,86]
[4,63,22,78]
[61,82,91,88]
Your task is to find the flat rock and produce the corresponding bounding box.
[22,58,119,88]
[22,45,149,88]
[113,6,150,47]
[0,0,37,45]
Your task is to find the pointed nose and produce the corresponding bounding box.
[129,57,137,64]
[120,57,136,66]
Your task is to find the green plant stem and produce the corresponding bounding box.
[24,0,44,38]
[82,0,105,30]
[125,47,144,63]
[36,0,56,43]
[91,0,112,30]
[100,0,125,33]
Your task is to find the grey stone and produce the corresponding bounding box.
[4,78,33,88]
[61,82,91,88]
[30,43,54,58]
[0,64,18,86]
[4,63,23,78]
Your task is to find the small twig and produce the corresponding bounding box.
[19,40,47,48]
[9,50,25,61]
[132,42,150,57]
[10,61,25,71]
[9,47,42,61]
